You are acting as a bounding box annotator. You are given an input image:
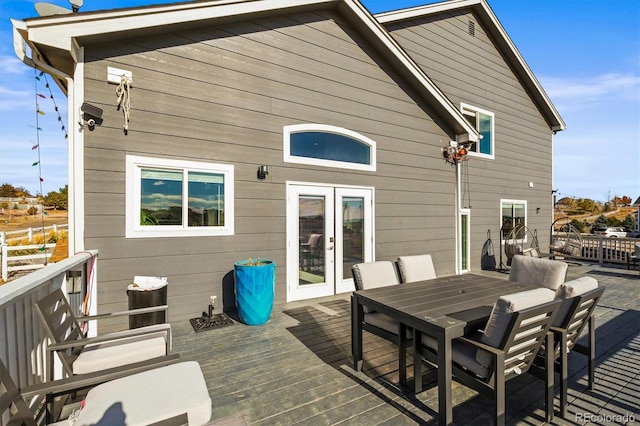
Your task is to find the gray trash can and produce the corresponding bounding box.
[127,276,168,329]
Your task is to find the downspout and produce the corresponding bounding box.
[455,157,461,275]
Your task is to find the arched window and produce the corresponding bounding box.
[284,124,376,171]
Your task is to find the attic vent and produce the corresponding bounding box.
[468,20,476,36]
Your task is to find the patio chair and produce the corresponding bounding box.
[509,255,568,290]
[396,254,436,283]
[549,223,583,258]
[1,358,36,425]
[352,261,411,383]
[34,288,175,381]
[531,276,604,418]
[627,243,640,272]
[416,288,561,425]
[300,233,323,271]
[1,359,211,425]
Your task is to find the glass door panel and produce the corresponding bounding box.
[459,209,470,273]
[299,195,326,286]
[341,196,364,279]
[335,187,372,294]
[287,185,334,301]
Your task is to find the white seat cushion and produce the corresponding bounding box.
[72,361,211,426]
[509,255,568,290]
[352,261,399,313]
[73,332,167,375]
[476,288,555,368]
[352,261,399,290]
[553,276,598,327]
[397,255,436,283]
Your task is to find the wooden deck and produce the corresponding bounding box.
[171,263,640,425]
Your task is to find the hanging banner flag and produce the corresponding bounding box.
[32,161,39,166]
[37,110,45,115]
[32,144,39,150]
[38,94,46,98]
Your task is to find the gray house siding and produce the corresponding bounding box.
[385,10,554,264]
[82,11,459,325]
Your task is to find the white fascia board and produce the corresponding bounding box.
[22,0,337,51]
[344,0,478,141]
[375,0,481,23]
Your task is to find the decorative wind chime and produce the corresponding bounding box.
[441,142,472,209]
[32,70,68,259]
[441,142,469,165]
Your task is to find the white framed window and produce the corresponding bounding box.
[284,124,376,171]
[126,155,234,238]
[501,199,527,241]
[461,103,494,159]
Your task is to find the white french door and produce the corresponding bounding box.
[286,184,373,302]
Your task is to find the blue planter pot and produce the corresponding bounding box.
[233,260,275,325]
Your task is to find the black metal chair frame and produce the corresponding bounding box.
[416,299,561,425]
[531,286,604,418]
[351,267,410,384]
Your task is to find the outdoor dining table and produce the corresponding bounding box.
[351,273,538,426]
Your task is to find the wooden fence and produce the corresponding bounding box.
[0,224,67,282]
[1,243,56,281]
[0,224,68,245]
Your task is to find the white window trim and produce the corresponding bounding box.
[500,199,527,242]
[460,103,495,160]
[126,155,234,238]
[283,124,376,171]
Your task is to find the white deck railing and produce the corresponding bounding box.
[551,235,638,265]
[0,250,98,394]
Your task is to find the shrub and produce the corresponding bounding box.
[570,219,586,233]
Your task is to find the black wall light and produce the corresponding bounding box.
[257,165,270,180]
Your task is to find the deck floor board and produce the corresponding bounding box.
[170,264,639,425]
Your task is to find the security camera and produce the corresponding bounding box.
[87,118,96,127]
[80,102,102,118]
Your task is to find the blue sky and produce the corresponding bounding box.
[1,0,639,202]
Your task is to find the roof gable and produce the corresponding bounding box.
[376,0,565,132]
[12,0,479,143]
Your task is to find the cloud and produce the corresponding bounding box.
[541,73,640,105]
[0,86,33,111]
[0,54,32,75]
